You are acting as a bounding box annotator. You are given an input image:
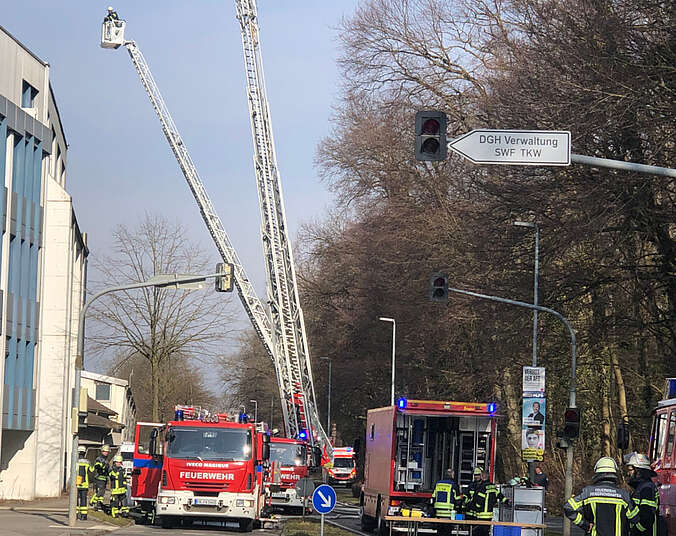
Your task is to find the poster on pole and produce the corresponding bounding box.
[522,367,545,461]
[522,366,545,395]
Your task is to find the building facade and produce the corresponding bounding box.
[81,370,137,446]
[0,24,88,499]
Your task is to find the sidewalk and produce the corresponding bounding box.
[0,495,118,536]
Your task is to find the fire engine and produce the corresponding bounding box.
[266,437,309,513]
[326,447,357,487]
[131,406,270,530]
[649,378,676,535]
[360,398,498,535]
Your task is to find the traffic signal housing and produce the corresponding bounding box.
[215,262,234,292]
[562,407,581,439]
[429,273,449,302]
[415,110,447,161]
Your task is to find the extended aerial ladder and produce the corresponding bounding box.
[234,0,330,451]
[99,17,293,432]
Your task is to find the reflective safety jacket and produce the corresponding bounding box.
[466,480,507,519]
[564,481,639,536]
[434,479,463,516]
[93,455,110,482]
[76,458,90,489]
[109,466,127,496]
[629,478,658,536]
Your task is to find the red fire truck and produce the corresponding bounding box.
[131,406,270,530]
[360,398,498,535]
[266,437,309,513]
[649,378,676,535]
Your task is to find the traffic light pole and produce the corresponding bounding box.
[446,286,577,536]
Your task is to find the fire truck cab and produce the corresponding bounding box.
[266,437,309,512]
[131,406,270,530]
[360,398,498,534]
[649,378,676,535]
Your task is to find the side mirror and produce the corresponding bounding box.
[149,428,163,457]
[352,438,361,455]
[617,420,630,450]
[312,446,322,468]
[262,443,270,461]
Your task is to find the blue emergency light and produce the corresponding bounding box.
[488,403,497,414]
[298,429,308,440]
[667,378,676,399]
[397,397,407,409]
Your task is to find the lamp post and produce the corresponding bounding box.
[249,399,258,423]
[514,221,540,485]
[319,357,332,433]
[378,317,396,406]
[68,271,221,526]
[513,221,539,367]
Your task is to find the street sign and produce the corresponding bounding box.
[295,477,315,498]
[449,129,571,166]
[312,484,336,514]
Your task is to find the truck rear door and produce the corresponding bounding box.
[131,422,164,501]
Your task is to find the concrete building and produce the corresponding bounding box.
[0,25,88,499]
[81,370,137,446]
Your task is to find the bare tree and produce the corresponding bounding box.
[88,214,235,421]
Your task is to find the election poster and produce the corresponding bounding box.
[522,367,545,461]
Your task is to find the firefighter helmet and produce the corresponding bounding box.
[473,467,482,476]
[626,452,651,470]
[108,6,114,11]
[101,444,110,453]
[594,456,618,473]
[113,454,123,463]
[78,446,86,454]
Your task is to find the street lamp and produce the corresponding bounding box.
[249,399,258,423]
[68,271,222,526]
[378,317,396,406]
[319,357,332,433]
[513,221,539,367]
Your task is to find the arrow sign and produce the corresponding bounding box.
[449,129,571,166]
[312,484,336,514]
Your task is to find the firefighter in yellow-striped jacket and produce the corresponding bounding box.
[76,446,90,520]
[109,455,129,518]
[564,457,639,536]
[626,453,659,536]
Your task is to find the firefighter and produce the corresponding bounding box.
[433,468,463,518]
[109,454,129,518]
[626,453,658,536]
[465,470,508,536]
[564,457,639,536]
[76,446,90,520]
[90,444,110,511]
[104,6,119,22]
[464,467,484,516]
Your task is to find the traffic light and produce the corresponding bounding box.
[215,262,234,292]
[562,407,581,439]
[415,110,447,161]
[429,273,449,302]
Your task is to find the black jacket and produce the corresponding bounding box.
[628,477,658,536]
[564,476,639,536]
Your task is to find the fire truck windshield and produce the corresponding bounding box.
[333,457,354,469]
[166,426,252,462]
[270,443,307,466]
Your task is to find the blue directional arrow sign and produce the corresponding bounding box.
[312,484,336,514]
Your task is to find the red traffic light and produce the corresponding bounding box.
[564,408,580,422]
[422,118,440,135]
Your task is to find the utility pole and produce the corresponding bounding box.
[378,318,396,405]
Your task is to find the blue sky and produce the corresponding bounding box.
[3,2,359,366]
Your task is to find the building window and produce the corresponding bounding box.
[95,382,111,401]
[21,81,38,108]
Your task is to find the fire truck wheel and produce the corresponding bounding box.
[375,505,388,536]
[239,518,254,532]
[160,516,176,529]
[360,506,376,532]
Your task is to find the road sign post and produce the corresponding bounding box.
[296,477,316,521]
[449,129,571,166]
[312,484,337,536]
